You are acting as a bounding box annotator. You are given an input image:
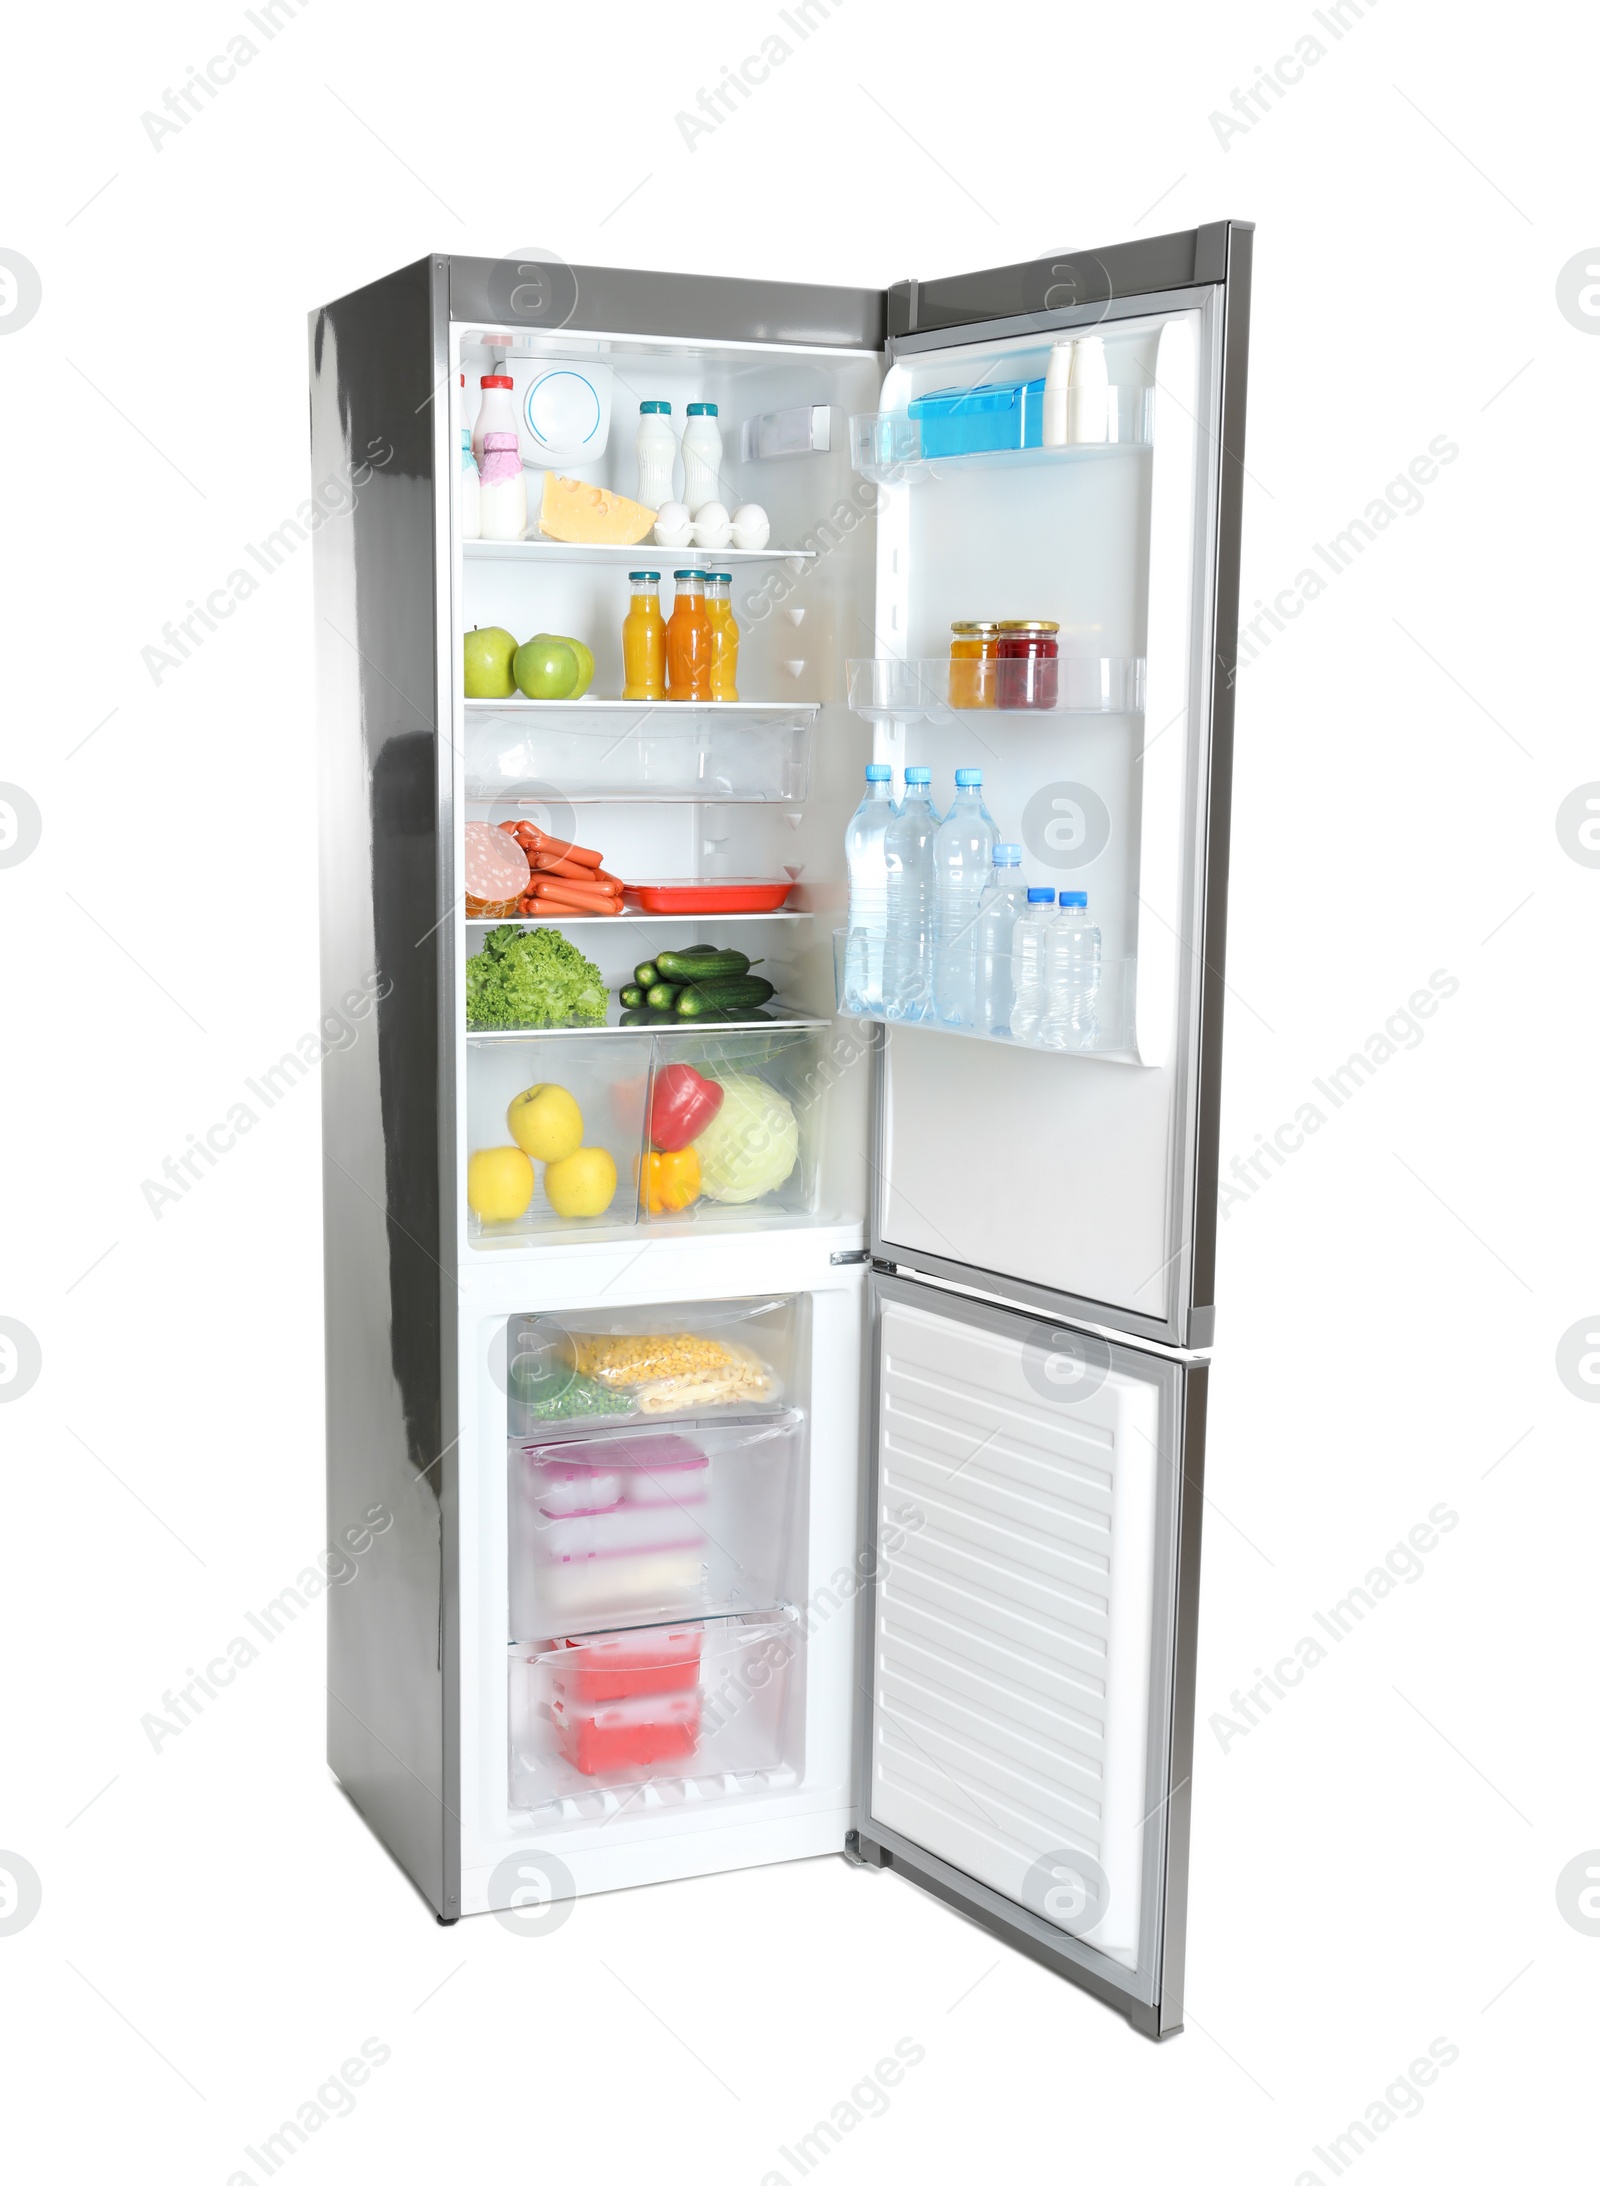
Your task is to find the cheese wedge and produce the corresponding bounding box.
[538,474,656,546]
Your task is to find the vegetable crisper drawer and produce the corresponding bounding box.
[509,1612,799,1810]
[508,1411,805,1637]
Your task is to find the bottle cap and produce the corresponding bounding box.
[640,400,672,413]
[708,572,732,583]
[1060,890,1088,907]
[629,571,662,582]
[905,766,932,784]
[481,374,513,389]
[866,764,892,781]
[950,620,999,634]
[687,402,718,415]
[954,767,983,787]
[1027,887,1056,902]
[672,569,705,582]
[993,844,1022,864]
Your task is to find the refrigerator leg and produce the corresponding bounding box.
[436,1913,460,1927]
[843,1830,890,1870]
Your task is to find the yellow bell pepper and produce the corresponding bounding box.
[640,1145,701,1214]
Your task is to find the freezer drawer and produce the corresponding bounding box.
[855,1274,1205,2037]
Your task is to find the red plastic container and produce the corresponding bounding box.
[551,1688,703,1774]
[554,1625,705,1702]
[624,878,794,913]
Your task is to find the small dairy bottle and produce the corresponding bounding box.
[681,402,724,515]
[478,431,526,541]
[459,374,481,541]
[1067,337,1109,444]
[471,373,517,464]
[1042,341,1074,447]
[636,401,676,509]
[1008,888,1057,1041]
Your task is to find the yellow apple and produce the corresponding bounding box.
[507,1081,584,1163]
[467,1146,535,1222]
[543,1146,618,1219]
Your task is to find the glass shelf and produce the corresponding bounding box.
[466,911,812,928]
[467,1010,830,1040]
[849,391,1153,484]
[465,701,816,803]
[465,539,815,567]
[847,656,1144,723]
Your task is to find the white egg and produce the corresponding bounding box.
[730,502,770,550]
[691,501,732,548]
[653,500,693,547]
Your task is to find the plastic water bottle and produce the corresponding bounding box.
[842,763,895,1015]
[933,768,999,1026]
[1038,890,1101,1051]
[1008,888,1057,1042]
[973,845,1029,1034]
[881,766,941,1022]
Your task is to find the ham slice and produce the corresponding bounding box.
[465,822,531,906]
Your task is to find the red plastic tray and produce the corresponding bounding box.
[624,878,794,914]
[554,1626,705,1702]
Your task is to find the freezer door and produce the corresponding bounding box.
[864,223,1252,1347]
[854,1274,1205,2037]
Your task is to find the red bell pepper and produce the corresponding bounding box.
[649,1063,723,1151]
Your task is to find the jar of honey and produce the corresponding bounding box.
[948,621,999,709]
[995,620,1060,709]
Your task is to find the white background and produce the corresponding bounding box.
[1,2,1595,2179]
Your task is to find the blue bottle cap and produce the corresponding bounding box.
[687,402,718,415]
[993,843,1021,864]
[1027,887,1056,902]
[905,766,932,784]
[672,569,704,581]
[629,570,661,581]
[954,767,983,787]
[1060,890,1088,907]
[639,400,672,413]
[865,763,891,780]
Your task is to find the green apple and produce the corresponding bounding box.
[514,636,579,701]
[533,633,595,698]
[463,626,518,699]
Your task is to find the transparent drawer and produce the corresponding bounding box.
[641,1029,826,1228]
[509,1611,799,1810]
[508,1408,806,1637]
[505,1294,805,1438]
[467,1032,649,1242]
[464,703,816,803]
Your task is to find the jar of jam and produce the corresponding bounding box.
[995,620,1060,709]
[948,621,999,709]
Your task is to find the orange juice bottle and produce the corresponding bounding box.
[621,570,665,700]
[665,569,713,701]
[705,572,740,701]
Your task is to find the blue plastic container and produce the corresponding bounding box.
[907,378,1048,457]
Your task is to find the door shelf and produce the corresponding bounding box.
[848,656,1144,722]
[850,393,1153,483]
[465,539,815,568]
[834,932,1137,1060]
[465,701,816,804]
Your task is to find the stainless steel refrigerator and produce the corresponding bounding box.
[310,221,1252,2037]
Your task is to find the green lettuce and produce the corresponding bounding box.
[466,925,608,1028]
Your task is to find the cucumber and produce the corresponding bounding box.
[618,984,645,1009]
[674,976,776,1017]
[655,948,759,983]
[618,1007,655,1026]
[634,960,662,988]
[646,982,683,1012]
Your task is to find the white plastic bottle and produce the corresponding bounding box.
[1042,341,1074,447]
[478,431,526,541]
[932,768,999,1027]
[881,767,941,1023]
[471,373,517,464]
[636,401,677,509]
[459,373,481,541]
[1067,337,1109,444]
[1038,889,1102,1051]
[681,402,724,515]
[842,763,896,1016]
[1008,888,1057,1041]
[973,844,1029,1033]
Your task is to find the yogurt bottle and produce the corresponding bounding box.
[681,402,724,515]
[479,431,526,540]
[636,401,677,509]
[471,373,517,464]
